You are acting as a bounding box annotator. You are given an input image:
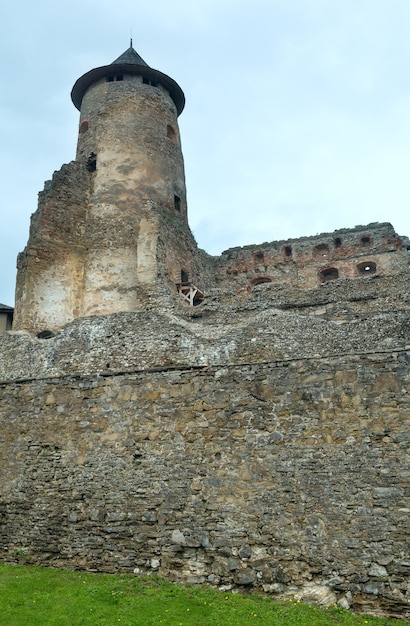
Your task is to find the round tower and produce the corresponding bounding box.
[71,43,186,220]
[71,43,188,317]
[14,44,201,334]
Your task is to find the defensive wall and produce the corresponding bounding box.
[1,265,409,619]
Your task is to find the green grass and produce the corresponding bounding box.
[0,563,405,626]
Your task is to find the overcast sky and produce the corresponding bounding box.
[1,0,410,306]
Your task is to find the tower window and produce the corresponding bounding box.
[181,269,189,283]
[143,77,158,87]
[283,245,292,257]
[320,267,339,282]
[174,195,181,212]
[116,75,123,81]
[334,237,342,248]
[79,119,89,134]
[167,125,177,143]
[107,76,114,82]
[86,152,97,172]
[253,251,264,264]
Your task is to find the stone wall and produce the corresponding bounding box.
[215,223,409,292]
[13,162,92,332]
[0,344,409,617]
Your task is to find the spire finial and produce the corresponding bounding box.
[130,29,133,49]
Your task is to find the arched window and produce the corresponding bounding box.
[250,276,272,288]
[79,119,89,134]
[320,267,339,282]
[314,243,330,258]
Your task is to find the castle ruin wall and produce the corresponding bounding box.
[0,348,409,617]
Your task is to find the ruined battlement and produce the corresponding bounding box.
[214,222,408,293]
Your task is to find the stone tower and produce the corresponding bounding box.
[13,43,202,334]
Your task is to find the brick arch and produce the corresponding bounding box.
[319,267,339,283]
[357,261,377,275]
[248,275,273,292]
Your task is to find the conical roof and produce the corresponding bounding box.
[71,43,185,115]
[111,45,149,67]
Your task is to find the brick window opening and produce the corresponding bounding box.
[314,243,330,257]
[360,236,371,247]
[320,267,339,282]
[284,245,292,257]
[334,237,342,248]
[181,269,189,284]
[143,77,158,87]
[357,261,376,275]
[79,119,89,134]
[250,276,272,288]
[174,195,181,212]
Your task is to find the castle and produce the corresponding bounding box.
[1,44,409,618]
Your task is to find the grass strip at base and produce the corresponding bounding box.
[0,563,404,626]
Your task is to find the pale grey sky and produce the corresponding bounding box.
[1,0,410,306]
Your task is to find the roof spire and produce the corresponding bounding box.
[130,28,133,48]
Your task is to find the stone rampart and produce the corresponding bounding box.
[0,323,409,617]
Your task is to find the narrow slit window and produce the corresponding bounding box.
[167,125,177,143]
[174,195,181,212]
[143,77,158,87]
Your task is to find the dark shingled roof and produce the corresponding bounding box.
[111,46,149,67]
[71,44,185,115]
[0,304,13,311]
